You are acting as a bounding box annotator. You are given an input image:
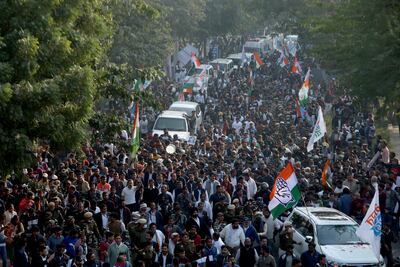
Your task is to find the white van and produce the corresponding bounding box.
[243,38,269,54]
[227,53,253,69]
[194,64,214,78]
[209,58,234,76]
[168,101,203,130]
[152,111,191,141]
[192,64,213,95]
[283,207,385,266]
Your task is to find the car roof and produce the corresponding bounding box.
[294,207,357,226]
[227,53,253,59]
[169,101,199,109]
[158,110,187,118]
[197,64,213,70]
[210,58,233,64]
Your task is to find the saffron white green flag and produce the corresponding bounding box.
[307,106,326,152]
[268,163,301,219]
[356,183,381,260]
[131,79,141,158]
[298,68,310,106]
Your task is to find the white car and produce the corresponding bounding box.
[168,101,203,131]
[152,110,191,141]
[283,207,385,266]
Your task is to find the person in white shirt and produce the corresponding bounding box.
[219,219,245,251]
[212,233,225,254]
[196,194,213,220]
[243,171,257,200]
[232,118,243,135]
[149,223,165,249]
[140,116,149,135]
[195,93,205,104]
[4,203,17,225]
[121,179,137,212]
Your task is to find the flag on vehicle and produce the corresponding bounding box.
[131,79,141,158]
[268,163,301,219]
[356,183,381,260]
[191,53,201,68]
[321,159,332,188]
[291,56,302,74]
[253,52,264,68]
[298,68,311,106]
[307,106,327,152]
[182,82,194,94]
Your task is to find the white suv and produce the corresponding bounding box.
[283,207,385,266]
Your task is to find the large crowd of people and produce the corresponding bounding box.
[0,47,399,267]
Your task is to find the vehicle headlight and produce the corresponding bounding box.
[379,260,385,266]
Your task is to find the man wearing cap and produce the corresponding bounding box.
[82,211,100,249]
[219,218,245,253]
[128,218,148,260]
[301,242,320,267]
[279,221,300,256]
[242,217,260,248]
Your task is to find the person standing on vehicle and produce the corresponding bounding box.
[279,221,300,256]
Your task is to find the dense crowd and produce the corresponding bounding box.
[0,49,399,267]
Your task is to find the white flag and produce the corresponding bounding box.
[307,106,326,152]
[356,183,381,260]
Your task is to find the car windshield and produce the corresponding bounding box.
[317,225,363,245]
[154,117,187,132]
[169,107,193,116]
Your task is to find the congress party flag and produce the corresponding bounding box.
[268,163,301,219]
[307,106,327,152]
[356,183,381,260]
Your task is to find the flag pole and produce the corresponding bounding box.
[300,194,323,253]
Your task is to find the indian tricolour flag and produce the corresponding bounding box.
[253,52,264,68]
[321,159,332,188]
[291,56,302,74]
[298,68,310,106]
[191,53,201,68]
[268,163,301,219]
[131,79,141,158]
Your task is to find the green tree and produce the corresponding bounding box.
[305,0,400,110]
[149,0,207,41]
[108,0,174,68]
[0,0,112,174]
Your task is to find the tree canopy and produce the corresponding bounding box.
[0,0,113,173]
